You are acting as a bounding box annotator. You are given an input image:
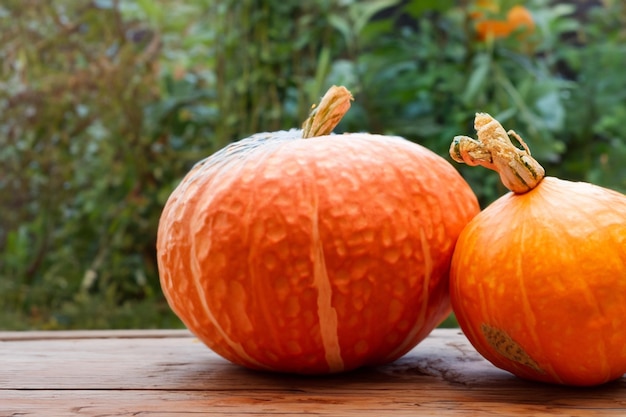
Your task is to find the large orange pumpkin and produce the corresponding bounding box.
[449,113,626,386]
[156,86,479,374]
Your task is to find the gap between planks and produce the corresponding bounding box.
[0,328,192,342]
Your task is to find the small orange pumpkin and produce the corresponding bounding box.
[156,86,479,374]
[449,113,626,386]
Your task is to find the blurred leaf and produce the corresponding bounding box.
[534,90,564,131]
[405,0,455,18]
[351,0,401,33]
[462,53,491,105]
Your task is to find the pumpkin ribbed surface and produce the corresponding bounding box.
[157,126,479,374]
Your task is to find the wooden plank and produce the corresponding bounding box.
[2,389,626,417]
[2,329,506,390]
[0,329,624,416]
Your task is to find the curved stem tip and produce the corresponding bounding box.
[450,113,545,194]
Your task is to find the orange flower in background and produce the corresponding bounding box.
[506,5,535,32]
[472,2,535,41]
[476,19,514,39]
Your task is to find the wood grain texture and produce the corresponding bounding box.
[1,329,624,416]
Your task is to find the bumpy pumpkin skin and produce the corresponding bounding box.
[451,177,626,386]
[157,130,479,374]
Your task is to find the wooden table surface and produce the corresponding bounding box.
[1,328,624,416]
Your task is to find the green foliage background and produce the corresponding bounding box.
[1,0,625,329]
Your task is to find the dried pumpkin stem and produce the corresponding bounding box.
[449,113,545,194]
[302,85,353,138]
